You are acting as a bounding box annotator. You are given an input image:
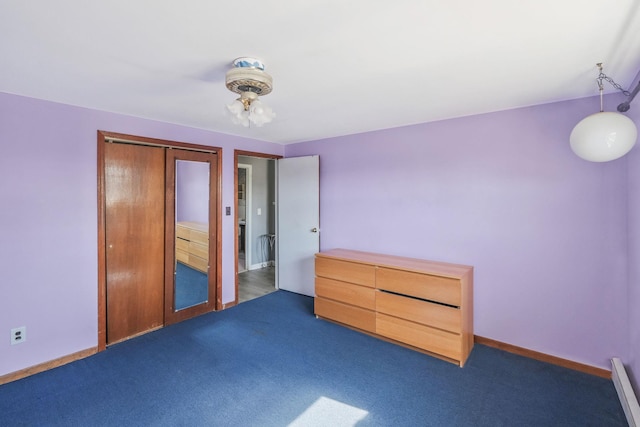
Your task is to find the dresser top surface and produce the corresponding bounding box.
[316,248,472,279]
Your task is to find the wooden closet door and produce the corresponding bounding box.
[105,143,165,344]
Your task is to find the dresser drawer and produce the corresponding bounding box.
[376,267,461,306]
[190,229,208,245]
[315,297,375,333]
[176,226,190,240]
[176,248,189,264]
[376,291,461,333]
[176,237,189,252]
[316,277,375,310]
[376,313,461,360]
[190,254,208,272]
[316,257,375,287]
[176,224,208,245]
[189,241,208,259]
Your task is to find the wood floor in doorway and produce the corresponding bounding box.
[238,266,276,304]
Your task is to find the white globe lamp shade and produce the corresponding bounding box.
[570,112,637,162]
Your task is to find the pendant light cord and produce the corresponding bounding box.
[599,82,604,112]
[597,63,605,113]
[595,62,640,113]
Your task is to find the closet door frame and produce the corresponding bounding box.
[97,130,223,352]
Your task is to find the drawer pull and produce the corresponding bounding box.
[378,289,460,309]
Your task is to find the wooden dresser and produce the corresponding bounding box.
[176,221,209,273]
[315,249,473,367]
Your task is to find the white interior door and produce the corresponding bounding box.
[276,155,319,296]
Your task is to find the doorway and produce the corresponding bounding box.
[97,131,222,350]
[234,151,321,304]
[235,151,280,304]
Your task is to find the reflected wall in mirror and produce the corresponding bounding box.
[174,160,210,311]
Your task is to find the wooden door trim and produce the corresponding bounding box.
[97,130,223,351]
[233,150,282,306]
[97,133,106,351]
[100,131,220,153]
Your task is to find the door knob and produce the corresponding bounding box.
[311,227,318,233]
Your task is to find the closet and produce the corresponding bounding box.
[98,131,221,348]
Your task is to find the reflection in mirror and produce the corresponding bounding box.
[174,160,209,311]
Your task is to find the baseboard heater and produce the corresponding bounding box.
[612,358,640,427]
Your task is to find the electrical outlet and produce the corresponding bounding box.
[11,326,26,345]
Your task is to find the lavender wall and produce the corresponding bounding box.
[0,92,283,377]
[286,96,631,371]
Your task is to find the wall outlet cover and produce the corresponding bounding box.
[11,326,26,345]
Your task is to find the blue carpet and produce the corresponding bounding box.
[174,262,208,310]
[0,291,626,426]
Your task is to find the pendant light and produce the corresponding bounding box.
[570,63,638,162]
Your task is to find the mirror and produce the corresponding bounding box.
[174,159,210,311]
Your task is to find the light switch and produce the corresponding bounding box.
[257,208,262,215]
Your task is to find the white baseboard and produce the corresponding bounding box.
[248,261,274,270]
[612,358,640,427]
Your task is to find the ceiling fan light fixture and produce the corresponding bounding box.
[225,57,275,127]
[227,99,244,116]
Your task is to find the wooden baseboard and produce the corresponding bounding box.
[0,347,98,385]
[475,336,610,379]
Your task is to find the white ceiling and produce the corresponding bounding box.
[2,1,640,144]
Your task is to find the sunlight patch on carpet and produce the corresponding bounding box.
[288,396,369,427]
